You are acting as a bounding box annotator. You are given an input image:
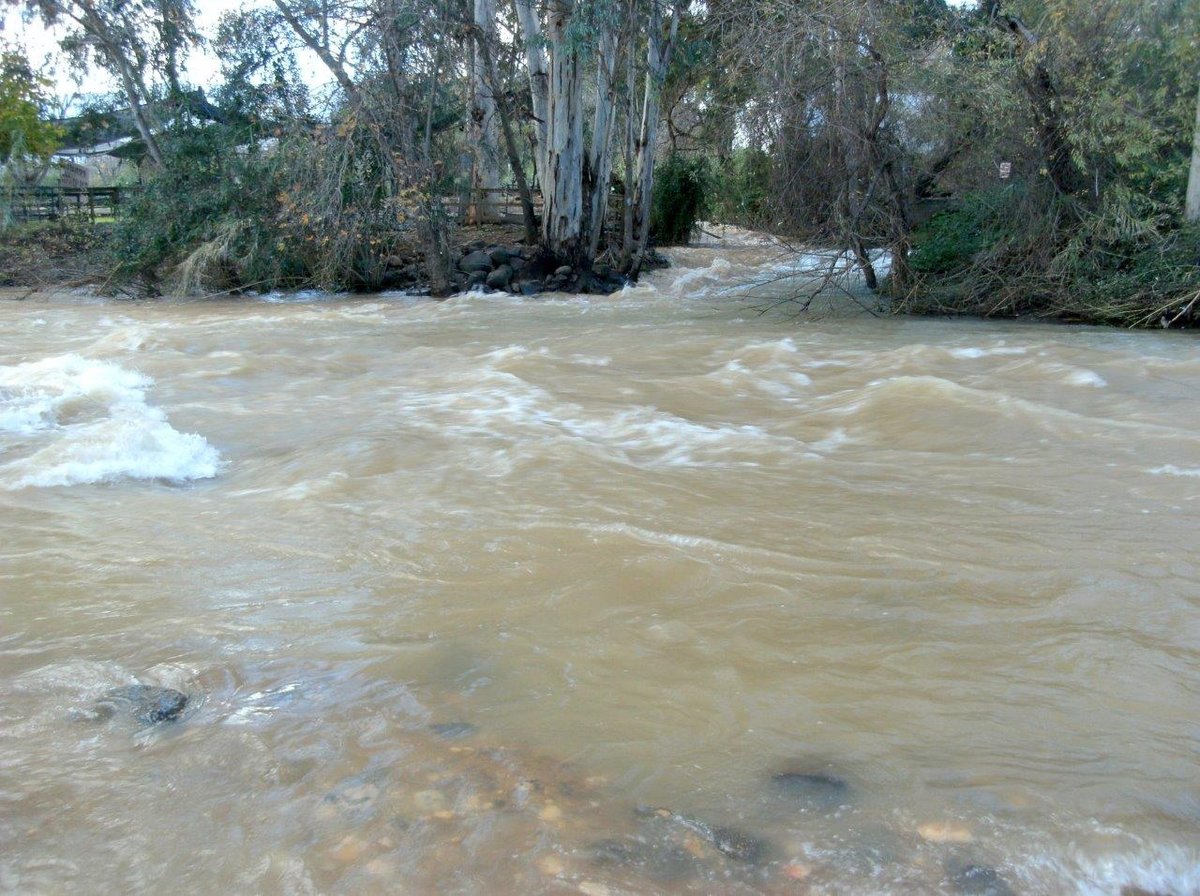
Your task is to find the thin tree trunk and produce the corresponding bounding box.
[477,25,539,244]
[1187,76,1200,223]
[273,0,453,293]
[989,1,1083,198]
[69,2,165,166]
[621,43,637,263]
[629,0,683,277]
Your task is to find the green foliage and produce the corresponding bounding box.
[909,191,1014,274]
[649,152,709,245]
[112,117,433,295]
[0,49,62,161]
[709,149,771,228]
[900,184,1200,326]
[111,125,298,291]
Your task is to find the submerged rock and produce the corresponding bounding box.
[946,859,1015,896]
[770,771,851,810]
[429,721,478,740]
[631,806,771,867]
[92,685,188,725]
[589,836,698,882]
[710,825,767,863]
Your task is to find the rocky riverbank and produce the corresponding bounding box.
[0,220,666,299]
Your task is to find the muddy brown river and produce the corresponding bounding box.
[1,234,1198,894]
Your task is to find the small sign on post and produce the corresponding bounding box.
[59,162,89,190]
[998,161,1013,180]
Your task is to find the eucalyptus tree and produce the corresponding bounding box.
[9,0,198,166]
[468,0,502,222]
[512,0,687,271]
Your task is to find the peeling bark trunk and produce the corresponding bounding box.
[469,0,502,223]
[541,0,585,263]
[514,0,550,197]
[585,24,622,262]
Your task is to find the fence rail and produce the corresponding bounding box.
[449,187,624,229]
[4,186,133,224]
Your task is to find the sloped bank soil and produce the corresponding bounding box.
[0,222,112,291]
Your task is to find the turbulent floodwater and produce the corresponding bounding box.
[1,234,1198,895]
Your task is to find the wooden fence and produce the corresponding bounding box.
[450,187,625,229]
[4,187,133,224]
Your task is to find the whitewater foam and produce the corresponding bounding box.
[0,354,221,489]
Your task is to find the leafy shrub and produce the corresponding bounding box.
[709,148,772,228]
[112,119,434,294]
[650,152,709,245]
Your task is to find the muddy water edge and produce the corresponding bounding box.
[1,238,1198,895]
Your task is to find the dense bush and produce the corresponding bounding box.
[900,184,1200,325]
[709,149,772,228]
[112,121,436,295]
[650,152,710,245]
[111,126,300,292]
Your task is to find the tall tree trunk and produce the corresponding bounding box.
[628,0,683,277]
[541,0,585,263]
[469,0,502,223]
[514,0,550,197]
[621,43,637,263]
[585,23,622,262]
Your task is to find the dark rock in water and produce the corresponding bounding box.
[466,270,488,289]
[94,685,188,725]
[947,860,1015,896]
[588,836,698,882]
[632,807,770,867]
[710,826,767,863]
[590,837,639,866]
[770,771,851,810]
[459,249,494,273]
[429,721,477,740]
[519,279,543,296]
[485,264,513,290]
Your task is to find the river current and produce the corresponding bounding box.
[1,233,1198,894]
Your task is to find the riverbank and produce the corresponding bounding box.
[0,220,656,300]
[1,219,1193,330]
